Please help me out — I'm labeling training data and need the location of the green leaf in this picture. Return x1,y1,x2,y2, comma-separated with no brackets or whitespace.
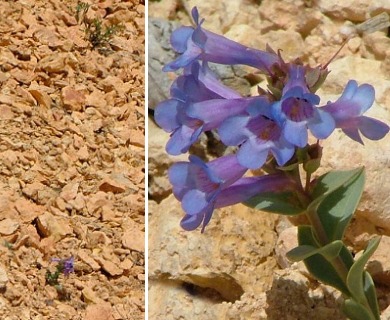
343,299,375,320
308,167,365,241
243,191,303,215
363,271,380,320
347,237,380,308
286,240,343,262
311,167,363,199
297,226,350,295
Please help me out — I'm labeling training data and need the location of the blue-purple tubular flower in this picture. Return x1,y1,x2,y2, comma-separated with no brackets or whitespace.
155,62,258,155
219,97,295,169
321,80,389,144
169,155,247,232
169,154,294,232
163,7,280,73
273,65,335,147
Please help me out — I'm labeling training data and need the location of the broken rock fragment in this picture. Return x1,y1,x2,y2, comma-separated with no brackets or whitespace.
0,218,19,236
61,86,86,111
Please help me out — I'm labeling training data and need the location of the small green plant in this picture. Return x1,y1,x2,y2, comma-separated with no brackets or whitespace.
85,19,124,50
3,240,13,250
75,2,124,53
75,1,90,24
45,257,74,301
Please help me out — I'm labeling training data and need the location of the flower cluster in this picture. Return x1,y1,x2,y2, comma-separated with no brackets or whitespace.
155,7,389,232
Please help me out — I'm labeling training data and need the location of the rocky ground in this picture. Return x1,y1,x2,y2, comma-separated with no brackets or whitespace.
148,0,390,319
0,0,144,319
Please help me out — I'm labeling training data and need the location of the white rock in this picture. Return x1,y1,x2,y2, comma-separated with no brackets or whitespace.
0,218,19,235
275,227,298,269
258,30,305,62
0,264,8,289
366,236,390,286
149,194,278,297
185,0,265,33
362,32,390,60
317,0,374,22
259,0,322,36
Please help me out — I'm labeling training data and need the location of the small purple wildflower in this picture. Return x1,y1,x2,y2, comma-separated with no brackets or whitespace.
52,256,75,276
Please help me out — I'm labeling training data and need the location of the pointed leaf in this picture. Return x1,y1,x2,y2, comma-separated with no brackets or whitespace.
308,167,365,241
363,271,380,320
286,240,343,262
347,237,380,305
297,226,350,295
243,191,303,215
343,299,375,320
311,167,363,199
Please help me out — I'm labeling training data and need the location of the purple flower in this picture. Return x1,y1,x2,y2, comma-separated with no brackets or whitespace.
163,7,280,73
169,155,295,232
321,80,389,144
272,65,335,147
52,257,74,276
219,98,295,169
169,154,247,232
155,62,256,155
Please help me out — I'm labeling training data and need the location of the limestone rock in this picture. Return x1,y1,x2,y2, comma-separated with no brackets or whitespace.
0,264,8,289
38,52,77,73
82,287,105,305
322,56,390,108
0,105,14,119
28,89,52,108
184,0,266,32
259,30,305,62
317,0,372,22
149,279,220,319
148,18,179,110
362,32,390,60
94,257,123,276
77,250,101,271
259,0,322,36
266,269,344,319
149,195,278,297
275,227,298,269
122,228,144,252
36,212,72,240
61,86,86,112
60,182,79,202
98,177,126,194
381,304,390,320
0,218,19,236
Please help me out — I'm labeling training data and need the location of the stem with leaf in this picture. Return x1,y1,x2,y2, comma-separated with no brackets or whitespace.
245,148,381,320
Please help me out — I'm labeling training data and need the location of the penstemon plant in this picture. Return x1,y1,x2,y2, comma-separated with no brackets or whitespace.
154,7,390,320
